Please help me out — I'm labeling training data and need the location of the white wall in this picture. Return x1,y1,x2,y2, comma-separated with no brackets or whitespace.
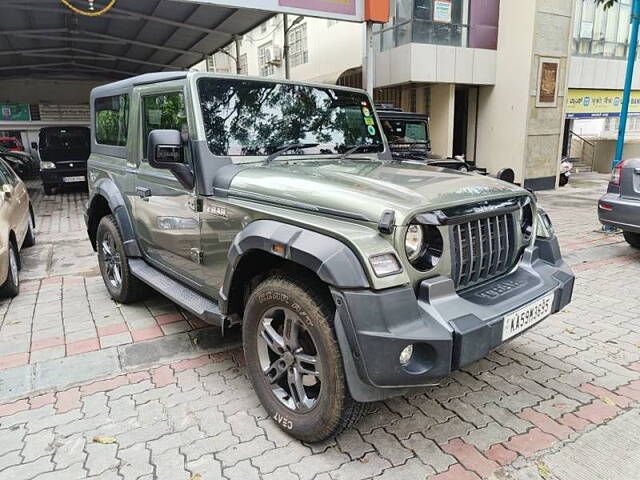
569,56,640,90
208,15,364,85
375,43,497,87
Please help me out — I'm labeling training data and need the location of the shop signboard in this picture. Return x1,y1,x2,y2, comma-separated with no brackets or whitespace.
178,0,364,21
566,89,639,118
0,104,30,122
433,0,452,23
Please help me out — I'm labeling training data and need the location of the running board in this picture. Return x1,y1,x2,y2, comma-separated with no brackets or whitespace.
128,259,225,328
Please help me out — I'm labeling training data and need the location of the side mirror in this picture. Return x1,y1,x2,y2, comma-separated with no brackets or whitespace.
2,184,12,199
147,129,183,169
30,142,38,150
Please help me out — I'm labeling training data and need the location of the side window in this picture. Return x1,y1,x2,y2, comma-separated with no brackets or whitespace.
0,159,16,186
142,92,187,158
95,95,129,146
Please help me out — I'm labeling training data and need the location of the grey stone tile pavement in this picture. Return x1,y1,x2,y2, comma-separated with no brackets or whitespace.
0,173,637,479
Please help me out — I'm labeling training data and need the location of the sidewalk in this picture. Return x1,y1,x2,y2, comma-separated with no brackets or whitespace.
0,173,638,480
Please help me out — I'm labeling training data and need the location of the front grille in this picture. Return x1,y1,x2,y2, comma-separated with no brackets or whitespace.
451,213,517,290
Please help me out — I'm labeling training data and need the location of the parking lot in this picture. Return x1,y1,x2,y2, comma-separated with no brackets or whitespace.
0,173,638,480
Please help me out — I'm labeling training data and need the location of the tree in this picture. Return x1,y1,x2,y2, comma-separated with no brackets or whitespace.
597,0,617,8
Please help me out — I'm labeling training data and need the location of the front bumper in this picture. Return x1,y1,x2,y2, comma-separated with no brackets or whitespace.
334,235,575,402
598,193,640,233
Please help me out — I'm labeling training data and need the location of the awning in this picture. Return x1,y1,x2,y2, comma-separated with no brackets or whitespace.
0,0,278,81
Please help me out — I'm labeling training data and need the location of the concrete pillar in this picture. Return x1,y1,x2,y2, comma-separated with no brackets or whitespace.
430,84,455,158
415,87,428,115
475,0,575,189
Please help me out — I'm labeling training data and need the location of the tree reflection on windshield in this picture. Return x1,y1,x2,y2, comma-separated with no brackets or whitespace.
198,78,384,158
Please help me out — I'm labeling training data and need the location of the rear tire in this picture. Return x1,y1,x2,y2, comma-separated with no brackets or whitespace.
22,207,36,248
0,242,19,298
559,174,569,187
243,273,370,442
96,215,149,303
623,231,640,249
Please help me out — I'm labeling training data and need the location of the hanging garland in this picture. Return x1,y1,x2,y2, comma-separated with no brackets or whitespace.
59,0,117,17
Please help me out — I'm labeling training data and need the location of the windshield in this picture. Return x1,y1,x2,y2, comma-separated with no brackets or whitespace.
381,119,429,148
198,78,384,158
40,128,90,151
0,139,18,149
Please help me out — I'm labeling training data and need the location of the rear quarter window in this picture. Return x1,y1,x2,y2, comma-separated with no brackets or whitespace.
95,95,129,146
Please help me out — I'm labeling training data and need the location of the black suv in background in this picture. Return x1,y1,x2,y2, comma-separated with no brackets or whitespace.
377,105,474,172
38,126,90,195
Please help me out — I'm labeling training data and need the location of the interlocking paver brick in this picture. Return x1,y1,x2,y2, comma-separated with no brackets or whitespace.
462,422,515,451
428,464,481,480
117,443,153,479
484,444,517,466
0,457,55,480
336,429,373,459
52,434,85,470
401,434,456,473
289,447,350,480
362,429,412,466
329,451,391,480
252,442,311,474
224,459,261,480
518,408,574,440
442,438,499,478
504,428,556,457
216,435,274,467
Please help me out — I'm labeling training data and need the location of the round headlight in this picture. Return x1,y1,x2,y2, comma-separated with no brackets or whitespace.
405,224,443,271
405,225,424,261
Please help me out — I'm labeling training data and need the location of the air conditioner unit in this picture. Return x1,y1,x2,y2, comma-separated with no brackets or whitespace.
267,46,283,65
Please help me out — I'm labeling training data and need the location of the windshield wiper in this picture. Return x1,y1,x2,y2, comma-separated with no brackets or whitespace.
340,144,380,160
264,143,319,164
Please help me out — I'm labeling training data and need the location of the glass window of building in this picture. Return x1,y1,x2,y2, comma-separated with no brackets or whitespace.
375,0,498,52
238,54,248,75
258,42,275,77
573,0,633,59
288,23,309,68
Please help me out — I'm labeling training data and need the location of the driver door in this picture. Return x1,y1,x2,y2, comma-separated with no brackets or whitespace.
132,88,204,287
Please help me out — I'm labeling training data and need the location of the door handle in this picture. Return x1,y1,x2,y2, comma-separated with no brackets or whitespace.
136,187,151,200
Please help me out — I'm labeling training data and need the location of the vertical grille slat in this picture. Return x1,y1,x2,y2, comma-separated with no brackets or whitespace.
451,211,518,290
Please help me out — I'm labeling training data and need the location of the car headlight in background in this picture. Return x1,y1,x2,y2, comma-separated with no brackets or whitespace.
536,208,554,238
404,224,443,271
40,161,56,170
369,252,403,277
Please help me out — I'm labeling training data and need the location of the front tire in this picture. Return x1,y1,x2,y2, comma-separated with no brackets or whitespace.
22,207,36,248
243,274,369,442
623,231,640,249
96,215,149,303
0,242,19,298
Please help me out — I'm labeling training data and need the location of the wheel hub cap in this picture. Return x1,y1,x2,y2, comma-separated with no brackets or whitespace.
257,306,322,412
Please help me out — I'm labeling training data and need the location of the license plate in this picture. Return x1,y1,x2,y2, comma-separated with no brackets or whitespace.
502,293,554,341
63,176,85,183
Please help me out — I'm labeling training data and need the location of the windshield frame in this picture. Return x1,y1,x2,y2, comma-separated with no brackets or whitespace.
193,73,389,164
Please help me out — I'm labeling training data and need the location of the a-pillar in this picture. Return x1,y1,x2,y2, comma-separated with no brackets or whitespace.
429,84,455,158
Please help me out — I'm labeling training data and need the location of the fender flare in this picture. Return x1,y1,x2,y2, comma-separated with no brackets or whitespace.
219,220,370,312
87,178,141,257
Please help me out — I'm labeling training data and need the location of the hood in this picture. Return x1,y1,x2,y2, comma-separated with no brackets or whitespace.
227,159,527,225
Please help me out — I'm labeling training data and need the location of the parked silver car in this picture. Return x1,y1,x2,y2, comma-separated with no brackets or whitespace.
599,158,640,248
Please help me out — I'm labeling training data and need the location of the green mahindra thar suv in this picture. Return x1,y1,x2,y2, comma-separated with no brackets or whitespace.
85,72,574,442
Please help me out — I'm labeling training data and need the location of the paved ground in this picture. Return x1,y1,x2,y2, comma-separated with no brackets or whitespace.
0,174,638,480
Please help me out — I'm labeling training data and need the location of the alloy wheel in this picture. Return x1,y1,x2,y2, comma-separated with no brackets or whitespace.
256,306,322,412
101,232,122,289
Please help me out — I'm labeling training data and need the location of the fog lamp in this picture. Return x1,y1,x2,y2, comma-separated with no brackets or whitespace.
399,345,414,366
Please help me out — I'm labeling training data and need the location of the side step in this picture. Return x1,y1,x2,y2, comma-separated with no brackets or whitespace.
129,259,225,328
